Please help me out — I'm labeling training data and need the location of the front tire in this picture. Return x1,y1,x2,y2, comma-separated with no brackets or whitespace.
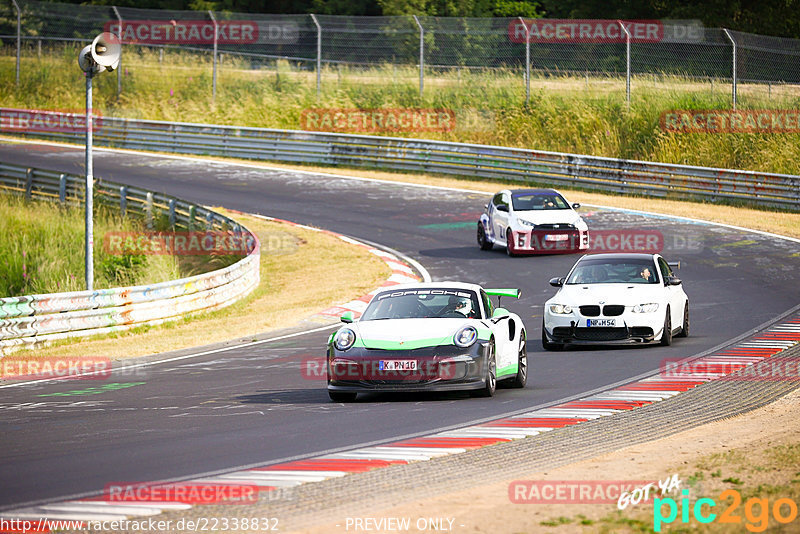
676,302,689,338
472,340,496,397
477,223,493,250
506,229,517,257
660,306,673,346
328,391,357,402
511,331,528,388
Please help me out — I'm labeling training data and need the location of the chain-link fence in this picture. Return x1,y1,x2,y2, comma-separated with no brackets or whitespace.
3,1,800,107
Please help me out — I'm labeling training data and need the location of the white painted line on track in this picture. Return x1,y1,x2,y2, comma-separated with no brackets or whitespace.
0,323,340,389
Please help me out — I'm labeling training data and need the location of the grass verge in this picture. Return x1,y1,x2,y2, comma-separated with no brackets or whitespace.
3,48,800,175
0,193,222,296
11,209,390,361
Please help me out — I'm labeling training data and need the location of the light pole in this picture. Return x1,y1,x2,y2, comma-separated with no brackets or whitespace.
77,33,120,291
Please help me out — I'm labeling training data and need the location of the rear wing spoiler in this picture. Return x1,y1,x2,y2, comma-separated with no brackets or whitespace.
486,288,521,299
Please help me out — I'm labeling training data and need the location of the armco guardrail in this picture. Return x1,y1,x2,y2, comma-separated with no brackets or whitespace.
2,108,798,211
0,160,260,356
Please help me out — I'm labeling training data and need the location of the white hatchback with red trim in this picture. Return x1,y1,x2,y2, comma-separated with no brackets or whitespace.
477,188,590,256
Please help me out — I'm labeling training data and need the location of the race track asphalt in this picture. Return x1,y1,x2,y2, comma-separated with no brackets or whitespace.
1,141,798,509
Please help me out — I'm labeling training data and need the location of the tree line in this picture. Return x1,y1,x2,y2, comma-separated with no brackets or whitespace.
58,0,800,38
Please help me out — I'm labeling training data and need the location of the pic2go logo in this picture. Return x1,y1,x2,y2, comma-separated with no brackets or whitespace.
654,489,799,532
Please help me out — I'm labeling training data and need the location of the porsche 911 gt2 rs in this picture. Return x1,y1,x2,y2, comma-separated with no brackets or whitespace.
542,253,689,349
327,282,528,402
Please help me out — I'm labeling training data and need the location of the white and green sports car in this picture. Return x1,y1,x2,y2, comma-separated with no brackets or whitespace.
327,282,528,402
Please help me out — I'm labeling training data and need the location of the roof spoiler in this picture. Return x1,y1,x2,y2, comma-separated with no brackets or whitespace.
486,288,521,299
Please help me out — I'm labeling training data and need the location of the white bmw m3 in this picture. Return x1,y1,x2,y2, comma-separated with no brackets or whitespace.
542,253,689,349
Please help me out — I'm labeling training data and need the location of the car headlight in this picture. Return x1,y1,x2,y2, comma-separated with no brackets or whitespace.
454,325,478,348
519,220,536,228
333,328,356,351
549,304,573,314
632,303,659,313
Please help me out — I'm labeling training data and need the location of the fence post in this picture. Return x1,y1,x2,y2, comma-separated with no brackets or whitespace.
112,6,123,97
11,0,20,86
209,10,218,101
517,17,530,105
310,14,321,97
412,15,424,97
619,20,631,109
723,29,737,110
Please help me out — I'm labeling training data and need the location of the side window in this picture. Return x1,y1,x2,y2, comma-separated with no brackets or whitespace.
492,193,504,208
657,258,672,284
480,289,493,319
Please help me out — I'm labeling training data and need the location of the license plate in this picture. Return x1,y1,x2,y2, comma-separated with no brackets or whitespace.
379,360,417,371
587,319,616,327
545,234,569,241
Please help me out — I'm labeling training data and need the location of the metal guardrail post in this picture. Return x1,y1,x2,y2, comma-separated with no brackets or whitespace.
310,14,321,97
112,6,123,97
119,185,127,215
168,198,176,227
209,10,218,101
518,17,530,105
24,168,32,200
723,29,737,110
619,20,631,109
189,205,196,231
413,15,424,97
145,191,154,228
59,174,66,203
11,0,20,86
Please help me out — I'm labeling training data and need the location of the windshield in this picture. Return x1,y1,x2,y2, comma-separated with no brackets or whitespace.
511,192,569,211
361,288,482,320
566,258,660,285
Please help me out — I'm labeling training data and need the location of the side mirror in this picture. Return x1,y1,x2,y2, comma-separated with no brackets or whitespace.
492,307,510,320
549,277,564,287
340,311,355,323
667,276,682,286
572,203,581,209
496,204,509,212
484,204,489,210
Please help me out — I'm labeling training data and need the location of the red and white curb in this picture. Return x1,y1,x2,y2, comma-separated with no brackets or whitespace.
3,315,798,525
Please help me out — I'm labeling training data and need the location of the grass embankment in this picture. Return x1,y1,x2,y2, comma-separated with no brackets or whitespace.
3,46,800,175
25,209,390,361
0,194,205,296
